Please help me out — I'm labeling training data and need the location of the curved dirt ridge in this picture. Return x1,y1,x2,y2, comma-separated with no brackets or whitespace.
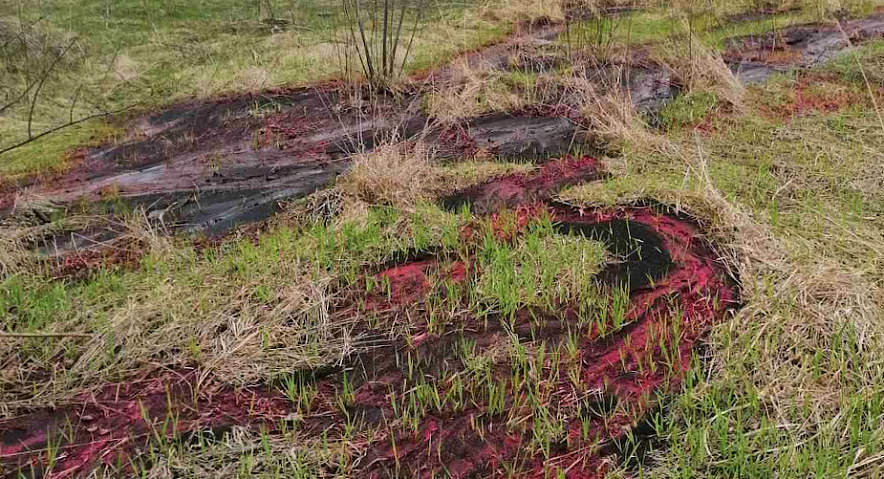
0,157,739,479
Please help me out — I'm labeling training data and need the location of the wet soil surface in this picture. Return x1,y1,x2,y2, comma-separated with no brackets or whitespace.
0,157,740,479
725,14,884,83
6,12,882,256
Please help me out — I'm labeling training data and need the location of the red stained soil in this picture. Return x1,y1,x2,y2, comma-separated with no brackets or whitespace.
350,202,737,479
442,155,608,215
0,372,289,479
760,73,875,120
1,158,739,479
48,239,144,281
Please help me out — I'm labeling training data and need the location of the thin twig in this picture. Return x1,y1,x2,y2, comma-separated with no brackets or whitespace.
0,104,134,157
381,0,390,77
0,332,93,339
27,37,80,139
389,0,408,76
398,0,427,76
0,15,45,51
835,19,884,134
69,84,83,123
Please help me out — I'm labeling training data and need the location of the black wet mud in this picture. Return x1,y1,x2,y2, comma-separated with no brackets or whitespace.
726,14,884,83
6,12,884,252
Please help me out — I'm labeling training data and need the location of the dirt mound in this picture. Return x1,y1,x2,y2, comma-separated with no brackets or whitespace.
0,158,739,479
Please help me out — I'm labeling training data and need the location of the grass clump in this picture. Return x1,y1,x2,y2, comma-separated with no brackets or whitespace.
654,36,746,109
423,63,528,121
570,70,666,152
825,39,884,86
474,210,608,318
658,91,719,130
559,60,884,477
337,141,435,207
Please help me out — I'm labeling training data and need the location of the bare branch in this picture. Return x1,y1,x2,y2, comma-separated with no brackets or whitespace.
25,37,79,139
69,84,83,123
0,104,133,158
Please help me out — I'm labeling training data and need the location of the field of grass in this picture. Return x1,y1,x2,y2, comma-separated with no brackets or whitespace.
3,0,884,477
0,0,518,177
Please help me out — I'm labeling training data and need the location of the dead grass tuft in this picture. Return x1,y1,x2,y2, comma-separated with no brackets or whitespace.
0,232,27,278
656,36,746,109
478,0,565,23
692,145,884,424
569,68,671,151
338,140,435,208
559,81,884,472
424,61,526,121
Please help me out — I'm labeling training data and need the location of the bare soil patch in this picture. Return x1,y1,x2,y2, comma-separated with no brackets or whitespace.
725,14,884,83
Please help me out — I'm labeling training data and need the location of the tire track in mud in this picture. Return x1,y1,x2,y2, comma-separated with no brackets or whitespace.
7,12,884,255
725,14,884,83
0,157,739,479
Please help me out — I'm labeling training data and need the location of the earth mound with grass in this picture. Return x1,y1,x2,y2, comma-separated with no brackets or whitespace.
0,157,739,479
3,3,884,478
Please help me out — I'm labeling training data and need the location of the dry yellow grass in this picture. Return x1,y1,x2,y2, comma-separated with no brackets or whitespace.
424,61,527,121
654,35,746,109
478,0,566,23
559,77,884,473
337,140,435,207
566,68,672,152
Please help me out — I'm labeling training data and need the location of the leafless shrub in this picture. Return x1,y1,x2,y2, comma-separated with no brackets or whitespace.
339,0,429,87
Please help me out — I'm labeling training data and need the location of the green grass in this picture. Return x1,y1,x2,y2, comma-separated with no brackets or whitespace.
558,40,884,477
0,120,122,177
0,0,511,178
0,202,451,394
473,209,608,319
657,91,719,130
825,39,884,85
562,5,866,56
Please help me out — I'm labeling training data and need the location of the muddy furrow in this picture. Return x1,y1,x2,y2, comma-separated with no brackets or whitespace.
0,158,739,479
725,14,884,83
8,12,884,251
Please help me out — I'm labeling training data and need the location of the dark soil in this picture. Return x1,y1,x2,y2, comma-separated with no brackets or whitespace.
0,158,739,479
725,14,884,83
5,12,879,259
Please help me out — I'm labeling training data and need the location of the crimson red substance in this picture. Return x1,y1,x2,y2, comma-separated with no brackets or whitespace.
351,203,737,479
1,158,739,479
0,373,289,479
442,155,608,215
